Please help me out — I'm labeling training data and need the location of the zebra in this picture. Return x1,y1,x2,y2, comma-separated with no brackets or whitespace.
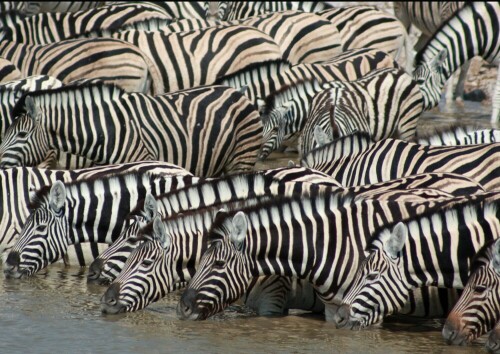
21,1,104,15
298,67,423,156
216,48,400,160
110,1,209,20
335,198,500,330
0,162,193,262
412,2,500,122
0,75,62,140
0,2,174,45
0,82,262,175
212,2,332,21
91,168,486,286
417,125,500,146
100,176,476,315
0,37,158,93
487,321,500,352
175,190,493,321
393,2,468,103
0,57,21,83
301,132,500,191
2,170,201,278
318,5,413,73
441,238,500,345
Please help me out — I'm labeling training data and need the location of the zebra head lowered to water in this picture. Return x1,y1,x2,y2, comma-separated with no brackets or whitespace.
442,238,500,346
335,199,500,330
487,321,500,353
176,191,494,321
2,172,197,278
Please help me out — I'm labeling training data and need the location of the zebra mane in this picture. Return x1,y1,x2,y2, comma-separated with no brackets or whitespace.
260,78,320,115
12,80,124,117
28,172,149,210
365,197,498,251
206,191,355,243
469,238,498,273
214,59,292,85
414,1,473,64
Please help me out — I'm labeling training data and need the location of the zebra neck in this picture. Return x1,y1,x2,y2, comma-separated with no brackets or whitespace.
400,205,499,289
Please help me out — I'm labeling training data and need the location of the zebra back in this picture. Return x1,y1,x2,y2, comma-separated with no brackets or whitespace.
0,57,21,83
1,3,174,45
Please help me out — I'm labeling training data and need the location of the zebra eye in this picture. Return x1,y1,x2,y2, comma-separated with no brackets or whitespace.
366,272,379,282
141,259,154,268
127,237,139,245
214,260,226,269
474,285,488,294
37,225,48,233
17,131,29,139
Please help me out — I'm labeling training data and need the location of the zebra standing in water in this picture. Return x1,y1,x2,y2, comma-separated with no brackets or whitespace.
0,162,193,262
301,132,500,191
298,67,423,156
335,198,500,330
393,2,467,102
175,191,492,322
0,83,262,175
2,171,200,278
441,238,500,346
412,2,500,122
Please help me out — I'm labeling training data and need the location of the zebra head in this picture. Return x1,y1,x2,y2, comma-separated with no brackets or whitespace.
335,222,410,329
442,239,500,346
487,321,500,353
413,49,448,110
100,217,173,314
87,193,158,284
177,210,252,320
3,181,69,279
0,96,49,168
257,98,293,160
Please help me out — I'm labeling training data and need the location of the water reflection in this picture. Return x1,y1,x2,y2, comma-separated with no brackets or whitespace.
0,102,496,353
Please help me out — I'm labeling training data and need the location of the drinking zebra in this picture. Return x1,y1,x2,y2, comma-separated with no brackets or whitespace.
412,2,500,122
0,82,262,175
442,238,500,345
487,321,500,352
335,198,500,329
2,171,201,278
176,192,492,321
298,67,423,156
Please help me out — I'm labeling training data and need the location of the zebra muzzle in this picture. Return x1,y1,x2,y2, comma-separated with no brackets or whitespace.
100,282,125,314
177,288,199,320
3,251,23,279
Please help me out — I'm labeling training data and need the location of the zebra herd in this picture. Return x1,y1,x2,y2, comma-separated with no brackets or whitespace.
0,0,499,351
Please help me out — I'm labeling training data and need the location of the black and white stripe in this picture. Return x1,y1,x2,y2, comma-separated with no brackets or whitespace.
176,191,491,321
336,198,500,330
218,1,332,21
299,67,423,156
412,2,499,121
21,1,103,15
301,132,500,191
0,57,21,83
0,82,262,176
442,238,500,345
417,125,500,145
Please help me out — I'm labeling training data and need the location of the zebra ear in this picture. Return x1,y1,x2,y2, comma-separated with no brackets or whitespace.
287,160,295,167
492,239,500,275
25,96,39,120
256,98,266,115
384,222,408,259
314,125,332,147
153,217,170,250
143,193,157,221
430,49,448,71
230,211,247,248
49,181,66,214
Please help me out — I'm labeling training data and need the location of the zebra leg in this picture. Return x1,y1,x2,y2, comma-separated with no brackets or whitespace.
492,64,500,123
453,60,470,102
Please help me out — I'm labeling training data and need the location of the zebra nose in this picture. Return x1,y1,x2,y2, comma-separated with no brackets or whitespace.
442,314,467,345
3,251,21,277
100,282,123,314
87,258,104,283
177,288,197,320
334,304,351,328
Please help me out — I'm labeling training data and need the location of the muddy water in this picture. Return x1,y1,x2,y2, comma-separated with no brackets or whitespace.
0,101,496,354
